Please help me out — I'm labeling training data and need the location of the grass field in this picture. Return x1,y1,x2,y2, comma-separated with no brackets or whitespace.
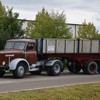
0,82,100,100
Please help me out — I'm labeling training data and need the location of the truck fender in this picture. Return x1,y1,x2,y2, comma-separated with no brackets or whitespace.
45,60,63,68
9,58,29,70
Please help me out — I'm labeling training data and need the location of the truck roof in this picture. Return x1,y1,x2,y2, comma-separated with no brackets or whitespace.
7,39,36,42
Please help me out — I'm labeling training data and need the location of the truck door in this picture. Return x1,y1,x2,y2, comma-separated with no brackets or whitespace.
25,42,37,64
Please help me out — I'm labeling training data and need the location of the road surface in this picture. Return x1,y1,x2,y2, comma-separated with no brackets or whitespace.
0,71,100,93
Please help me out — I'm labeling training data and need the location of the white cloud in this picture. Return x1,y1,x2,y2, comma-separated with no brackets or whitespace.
66,10,97,23
14,9,36,20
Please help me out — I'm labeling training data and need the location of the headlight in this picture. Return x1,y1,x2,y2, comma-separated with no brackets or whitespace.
2,61,6,66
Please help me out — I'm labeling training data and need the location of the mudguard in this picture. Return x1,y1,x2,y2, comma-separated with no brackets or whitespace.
45,60,63,68
9,58,29,70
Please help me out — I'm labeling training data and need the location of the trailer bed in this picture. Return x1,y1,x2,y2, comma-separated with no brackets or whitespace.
37,38,100,54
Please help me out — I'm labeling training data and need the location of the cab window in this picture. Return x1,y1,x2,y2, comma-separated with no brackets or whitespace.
26,43,35,51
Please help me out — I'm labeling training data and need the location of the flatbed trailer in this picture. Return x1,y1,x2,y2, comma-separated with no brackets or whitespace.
37,38,100,75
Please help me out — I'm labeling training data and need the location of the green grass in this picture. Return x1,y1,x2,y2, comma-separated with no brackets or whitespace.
0,82,100,100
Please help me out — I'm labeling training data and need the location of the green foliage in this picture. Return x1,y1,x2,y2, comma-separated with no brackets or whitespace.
0,1,24,49
25,21,35,37
0,1,6,16
26,8,72,38
77,20,99,39
50,11,72,38
5,8,24,38
0,1,6,49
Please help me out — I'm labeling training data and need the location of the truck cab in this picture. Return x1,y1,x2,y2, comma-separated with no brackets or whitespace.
0,39,39,78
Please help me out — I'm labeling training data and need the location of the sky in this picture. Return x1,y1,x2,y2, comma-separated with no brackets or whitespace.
1,0,100,32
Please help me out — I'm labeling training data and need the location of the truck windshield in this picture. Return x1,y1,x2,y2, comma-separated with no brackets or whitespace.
5,42,26,50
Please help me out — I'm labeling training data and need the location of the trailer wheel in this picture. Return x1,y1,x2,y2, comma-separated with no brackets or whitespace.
97,62,100,74
82,67,88,74
98,68,100,74
68,66,81,73
47,61,62,76
86,61,98,75
0,70,5,77
12,62,27,78
67,60,81,73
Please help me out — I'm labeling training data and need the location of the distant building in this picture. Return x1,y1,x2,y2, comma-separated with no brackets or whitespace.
67,23,81,37
20,19,81,37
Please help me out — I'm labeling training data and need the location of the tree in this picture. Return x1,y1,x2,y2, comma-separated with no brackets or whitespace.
77,20,99,39
26,8,72,38
0,1,7,49
50,11,72,38
0,1,24,49
5,8,24,39
0,1,6,16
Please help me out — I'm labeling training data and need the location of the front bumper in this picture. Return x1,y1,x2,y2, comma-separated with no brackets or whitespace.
0,65,9,70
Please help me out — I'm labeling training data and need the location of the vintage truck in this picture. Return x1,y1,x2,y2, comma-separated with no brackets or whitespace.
0,38,100,78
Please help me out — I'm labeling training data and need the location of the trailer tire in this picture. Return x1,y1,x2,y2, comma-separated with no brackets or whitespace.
86,61,98,75
82,67,88,74
0,70,5,77
67,60,81,73
98,68,100,74
12,62,27,78
68,66,81,73
47,61,62,76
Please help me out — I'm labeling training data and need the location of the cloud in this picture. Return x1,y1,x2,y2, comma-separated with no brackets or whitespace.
2,0,100,13
13,9,37,20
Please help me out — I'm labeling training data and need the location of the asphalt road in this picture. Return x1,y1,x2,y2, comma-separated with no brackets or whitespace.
0,71,100,93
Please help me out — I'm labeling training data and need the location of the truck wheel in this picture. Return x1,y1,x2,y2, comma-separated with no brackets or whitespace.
0,70,5,77
97,62,100,74
67,60,81,73
82,67,88,74
86,61,98,75
12,62,27,78
30,70,42,75
68,65,81,73
47,61,62,76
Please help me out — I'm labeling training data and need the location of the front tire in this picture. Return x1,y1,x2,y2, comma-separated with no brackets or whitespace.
12,62,27,78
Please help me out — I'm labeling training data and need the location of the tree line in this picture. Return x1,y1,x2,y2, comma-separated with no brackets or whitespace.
0,1,99,50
